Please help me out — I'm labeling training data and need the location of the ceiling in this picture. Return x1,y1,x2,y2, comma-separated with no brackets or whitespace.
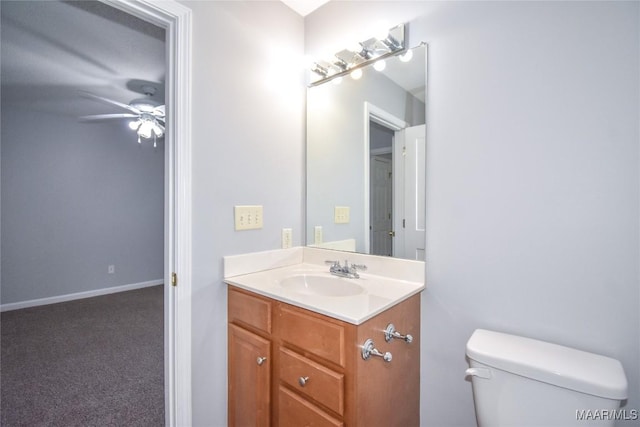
281,0,331,17
1,0,422,119
1,1,165,118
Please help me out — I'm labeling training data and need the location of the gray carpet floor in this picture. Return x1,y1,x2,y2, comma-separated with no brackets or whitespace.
1,285,164,426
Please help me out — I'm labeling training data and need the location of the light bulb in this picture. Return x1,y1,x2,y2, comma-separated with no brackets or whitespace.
152,122,164,138
399,49,413,63
350,68,363,80
128,119,141,130
138,121,153,139
373,60,386,72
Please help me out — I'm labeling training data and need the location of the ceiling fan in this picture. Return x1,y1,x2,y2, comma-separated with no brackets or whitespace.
79,84,165,146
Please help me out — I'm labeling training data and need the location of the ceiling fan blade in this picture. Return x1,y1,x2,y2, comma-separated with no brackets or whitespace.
79,91,141,114
79,113,140,122
153,105,165,117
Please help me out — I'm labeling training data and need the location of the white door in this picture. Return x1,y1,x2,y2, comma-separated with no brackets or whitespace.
394,125,426,260
370,156,393,256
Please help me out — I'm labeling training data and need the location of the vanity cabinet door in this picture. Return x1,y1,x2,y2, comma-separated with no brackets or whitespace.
228,324,271,427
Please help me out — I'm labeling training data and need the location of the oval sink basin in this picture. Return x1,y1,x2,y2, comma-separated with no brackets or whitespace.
279,274,364,297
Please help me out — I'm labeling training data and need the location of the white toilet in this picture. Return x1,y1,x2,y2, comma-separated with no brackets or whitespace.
466,329,628,427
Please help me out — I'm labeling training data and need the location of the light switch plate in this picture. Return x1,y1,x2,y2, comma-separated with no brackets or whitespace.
334,206,350,224
234,205,263,230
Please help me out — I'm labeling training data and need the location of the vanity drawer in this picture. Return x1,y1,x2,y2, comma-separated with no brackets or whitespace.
278,305,345,366
228,287,272,334
278,386,343,427
279,347,344,415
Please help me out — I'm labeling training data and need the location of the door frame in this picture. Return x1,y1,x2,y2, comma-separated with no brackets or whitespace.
102,1,192,425
363,102,406,254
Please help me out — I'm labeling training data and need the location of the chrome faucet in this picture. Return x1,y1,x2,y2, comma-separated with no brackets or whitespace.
325,260,367,279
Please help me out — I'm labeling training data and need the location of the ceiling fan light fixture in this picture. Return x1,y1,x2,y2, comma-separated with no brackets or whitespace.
80,87,165,147
138,120,154,139
128,119,142,130
152,122,164,138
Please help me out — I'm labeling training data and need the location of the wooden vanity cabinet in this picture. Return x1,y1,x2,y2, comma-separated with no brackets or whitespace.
228,287,273,426
228,324,271,427
228,286,421,427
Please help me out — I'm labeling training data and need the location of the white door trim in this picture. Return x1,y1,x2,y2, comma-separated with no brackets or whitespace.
101,1,192,426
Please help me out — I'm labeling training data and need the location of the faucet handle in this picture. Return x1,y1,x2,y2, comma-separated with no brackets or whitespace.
325,260,340,266
352,263,367,271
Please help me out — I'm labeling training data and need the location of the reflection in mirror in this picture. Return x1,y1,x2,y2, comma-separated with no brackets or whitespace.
306,44,426,260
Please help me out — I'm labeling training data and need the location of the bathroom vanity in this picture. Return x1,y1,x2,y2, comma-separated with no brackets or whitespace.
224,247,425,426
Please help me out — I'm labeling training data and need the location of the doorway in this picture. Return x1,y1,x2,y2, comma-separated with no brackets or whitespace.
370,122,394,256
364,102,406,256
105,1,192,424
365,103,426,260
0,1,192,424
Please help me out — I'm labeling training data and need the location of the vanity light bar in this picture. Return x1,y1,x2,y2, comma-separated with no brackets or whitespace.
309,23,407,87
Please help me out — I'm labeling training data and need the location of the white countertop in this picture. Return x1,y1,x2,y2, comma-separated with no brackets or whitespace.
224,247,425,325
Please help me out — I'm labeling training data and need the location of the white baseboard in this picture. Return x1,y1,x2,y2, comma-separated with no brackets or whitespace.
0,279,163,312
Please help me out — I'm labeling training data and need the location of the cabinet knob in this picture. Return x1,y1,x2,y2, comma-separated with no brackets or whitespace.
298,376,310,387
256,356,267,366
384,323,413,344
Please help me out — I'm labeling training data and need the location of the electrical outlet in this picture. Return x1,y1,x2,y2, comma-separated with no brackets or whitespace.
314,226,323,244
334,206,350,224
234,205,263,230
108,265,115,274
282,228,292,249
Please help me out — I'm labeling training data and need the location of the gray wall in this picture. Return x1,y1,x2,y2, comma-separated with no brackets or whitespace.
1,107,164,304
180,2,305,425
370,122,394,151
167,1,638,425
306,1,639,426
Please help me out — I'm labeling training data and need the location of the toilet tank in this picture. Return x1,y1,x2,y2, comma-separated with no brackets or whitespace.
466,329,629,427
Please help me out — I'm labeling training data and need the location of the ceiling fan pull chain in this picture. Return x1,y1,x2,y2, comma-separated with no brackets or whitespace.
138,134,141,144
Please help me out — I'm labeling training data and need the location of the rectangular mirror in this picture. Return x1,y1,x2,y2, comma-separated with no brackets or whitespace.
306,44,427,260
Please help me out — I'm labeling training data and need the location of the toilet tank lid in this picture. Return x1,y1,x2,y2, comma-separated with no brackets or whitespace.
466,329,628,400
